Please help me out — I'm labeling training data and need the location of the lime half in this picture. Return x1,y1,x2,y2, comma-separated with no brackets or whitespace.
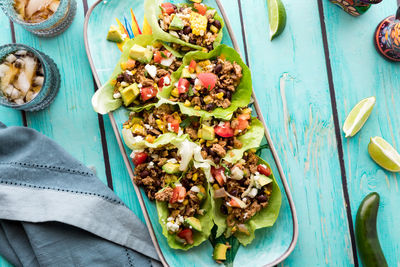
368,136,400,172
267,0,287,40
343,96,376,138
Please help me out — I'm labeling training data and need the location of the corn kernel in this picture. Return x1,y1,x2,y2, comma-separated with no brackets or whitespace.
171,87,180,98
156,119,166,132
216,92,224,100
145,135,155,143
123,124,130,129
183,199,189,205
194,106,201,110
192,173,198,181
130,117,142,124
131,124,146,136
249,148,257,153
198,60,211,67
210,25,219,34
184,100,191,107
190,12,207,36
204,95,213,104
213,184,220,190
199,186,206,194
232,226,237,233
110,79,117,86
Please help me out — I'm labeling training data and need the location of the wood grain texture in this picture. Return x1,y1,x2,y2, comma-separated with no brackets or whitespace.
323,0,400,265
10,0,109,187
239,0,355,265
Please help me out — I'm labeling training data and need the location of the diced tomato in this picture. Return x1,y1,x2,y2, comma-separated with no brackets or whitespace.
214,122,234,138
167,116,180,133
228,198,242,208
197,73,217,90
161,2,175,15
158,74,171,89
188,60,197,73
257,164,271,176
141,86,158,101
177,78,190,94
234,114,250,131
170,186,187,203
194,3,207,16
132,152,148,166
154,51,162,63
177,229,194,244
211,166,226,186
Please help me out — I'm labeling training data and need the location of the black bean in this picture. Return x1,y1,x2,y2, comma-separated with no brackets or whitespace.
213,20,222,30
217,88,226,95
189,38,197,44
205,103,215,111
214,156,220,163
183,26,192,35
257,195,268,203
206,44,213,51
116,74,124,82
225,90,232,100
227,138,234,146
230,189,238,196
140,170,149,178
220,204,228,215
214,63,222,74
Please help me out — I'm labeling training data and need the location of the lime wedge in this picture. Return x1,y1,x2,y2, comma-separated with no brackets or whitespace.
267,0,287,40
343,96,376,138
368,136,400,172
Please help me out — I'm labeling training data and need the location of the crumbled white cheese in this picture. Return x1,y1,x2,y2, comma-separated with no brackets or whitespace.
248,188,258,198
167,217,174,222
230,166,244,180
242,197,248,203
218,121,225,127
144,124,154,130
125,70,133,76
137,83,143,88
177,215,184,224
161,56,175,67
147,162,154,169
177,127,183,137
167,123,173,132
129,149,144,158
145,64,157,79
133,136,144,143
194,78,201,86
166,158,178,164
113,92,121,99
120,81,128,87
190,186,200,193
163,75,170,86
166,221,179,233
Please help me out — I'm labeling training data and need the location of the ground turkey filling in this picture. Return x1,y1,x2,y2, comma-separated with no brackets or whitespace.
158,3,222,51
155,167,207,233
212,151,273,227
169,57,243,111
133,147,180,200
123,104,188,143
113,46,181,106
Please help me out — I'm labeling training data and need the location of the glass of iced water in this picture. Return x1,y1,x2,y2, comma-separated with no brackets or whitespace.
0,0,76,37
0,44,60,111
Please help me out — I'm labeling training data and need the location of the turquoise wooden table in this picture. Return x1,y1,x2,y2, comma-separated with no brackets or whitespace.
1,0,400,266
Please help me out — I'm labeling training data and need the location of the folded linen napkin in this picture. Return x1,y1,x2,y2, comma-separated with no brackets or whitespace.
0,122,160,267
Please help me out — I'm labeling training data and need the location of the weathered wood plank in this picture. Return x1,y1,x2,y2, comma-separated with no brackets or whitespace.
240,0,355,265
11,0,109,187
323,1,400,265
0,17,23,127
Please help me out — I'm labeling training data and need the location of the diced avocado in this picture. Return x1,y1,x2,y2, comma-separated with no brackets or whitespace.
169,16,184,31
185,217,202,231
120,83,140,106
256,174,273,188
190,0,202,3
181,68,192,78
213,243,229,261
129,44,153,63
162,162,181,174
107,25,124,43
200,124,215,141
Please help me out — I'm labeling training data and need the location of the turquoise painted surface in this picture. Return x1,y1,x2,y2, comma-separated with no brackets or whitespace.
1,0,400,266
323,1,400,266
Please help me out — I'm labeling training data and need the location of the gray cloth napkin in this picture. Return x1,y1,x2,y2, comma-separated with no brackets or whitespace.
0,122,160,267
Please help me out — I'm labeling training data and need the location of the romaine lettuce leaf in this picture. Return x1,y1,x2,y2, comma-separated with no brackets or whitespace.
144,0,224,50
122,128,180,150
159,45,252,120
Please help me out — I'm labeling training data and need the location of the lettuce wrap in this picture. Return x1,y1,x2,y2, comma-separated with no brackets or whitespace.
159,45,252,120
211,155,281,245
144,0,224,51
156,169,213,250
92,35,182,114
